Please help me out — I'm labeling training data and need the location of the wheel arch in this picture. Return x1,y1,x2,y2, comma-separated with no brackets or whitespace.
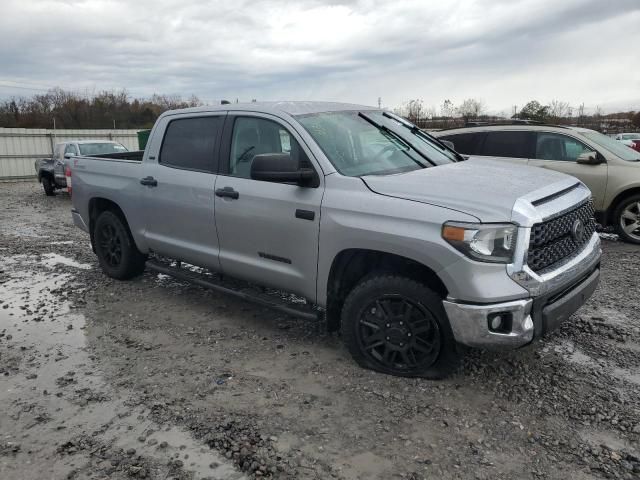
324,248,448,332
88,197,137,253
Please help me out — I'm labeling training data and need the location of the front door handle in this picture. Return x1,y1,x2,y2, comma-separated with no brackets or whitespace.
215,186,239,199
140,176,158,187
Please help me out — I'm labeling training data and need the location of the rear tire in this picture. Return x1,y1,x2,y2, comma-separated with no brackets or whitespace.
341,275,461,379
94,210,147,279
613,194,640,244
42,176,55,196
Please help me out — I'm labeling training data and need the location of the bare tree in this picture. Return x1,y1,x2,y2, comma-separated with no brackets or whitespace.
548,99,571,121
456,98,485,122
394,99,425,123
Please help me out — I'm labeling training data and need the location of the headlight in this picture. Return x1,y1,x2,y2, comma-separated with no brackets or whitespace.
442,222,517,263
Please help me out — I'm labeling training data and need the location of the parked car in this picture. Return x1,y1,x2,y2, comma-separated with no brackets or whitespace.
69,102,601,378
35,140,128,195
435,125,640,243
614,132,640,149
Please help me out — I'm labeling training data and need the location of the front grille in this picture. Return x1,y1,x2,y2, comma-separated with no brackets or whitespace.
527,200,596,273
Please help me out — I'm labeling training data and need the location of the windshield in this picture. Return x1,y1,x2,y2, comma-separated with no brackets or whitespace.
78,143,128,156
296,111,454,176
622,133,640,140
581,131,640,161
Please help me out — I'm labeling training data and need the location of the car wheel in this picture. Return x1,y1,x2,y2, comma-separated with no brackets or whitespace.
341,275,461,379
42,176,55,196
94,210,147,279
614,194,640,244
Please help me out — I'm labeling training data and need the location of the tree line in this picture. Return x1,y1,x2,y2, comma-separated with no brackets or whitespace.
0,88,203,129
394,98,640,133
1,88,639,133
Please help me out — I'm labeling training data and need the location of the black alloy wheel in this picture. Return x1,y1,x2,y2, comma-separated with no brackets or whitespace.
356,294,441,372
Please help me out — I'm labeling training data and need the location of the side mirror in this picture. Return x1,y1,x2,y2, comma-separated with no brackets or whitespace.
576,151,602,165
250,153,316,186
64,152,74,159
441,140,455,151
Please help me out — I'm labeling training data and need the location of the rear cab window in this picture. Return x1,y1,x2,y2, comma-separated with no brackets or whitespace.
160,116,223,172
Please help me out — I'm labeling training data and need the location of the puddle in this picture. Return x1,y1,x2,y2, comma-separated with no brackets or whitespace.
40,253,92,270
0,256,242,479
112,411,245,480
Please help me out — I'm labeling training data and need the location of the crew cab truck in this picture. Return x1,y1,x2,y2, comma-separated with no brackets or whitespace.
70,102,601,378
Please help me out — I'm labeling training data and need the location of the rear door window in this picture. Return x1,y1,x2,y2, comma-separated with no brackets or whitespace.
481,131,534,158
439,133,484,155
160,116,222,172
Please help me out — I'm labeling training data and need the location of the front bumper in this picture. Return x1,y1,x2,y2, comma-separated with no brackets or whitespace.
443,233,601,349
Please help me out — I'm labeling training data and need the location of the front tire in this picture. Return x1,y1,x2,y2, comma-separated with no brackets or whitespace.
94,211,147,279
614,194,640,244
341,275,460,379
42,176,55,196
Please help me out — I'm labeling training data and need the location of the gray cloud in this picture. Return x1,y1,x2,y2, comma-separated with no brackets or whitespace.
1,0,639,112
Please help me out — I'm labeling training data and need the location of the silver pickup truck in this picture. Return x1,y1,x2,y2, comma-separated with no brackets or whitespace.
70,102,601,378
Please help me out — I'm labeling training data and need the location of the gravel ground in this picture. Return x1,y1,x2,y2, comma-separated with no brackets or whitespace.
0,181,639,480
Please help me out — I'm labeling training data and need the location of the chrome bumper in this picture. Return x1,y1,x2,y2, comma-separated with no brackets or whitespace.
444,233,601,349
71,209,89,233
443,298,534,348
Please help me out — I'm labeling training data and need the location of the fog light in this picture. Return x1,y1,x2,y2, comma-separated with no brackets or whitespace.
488,312,513,333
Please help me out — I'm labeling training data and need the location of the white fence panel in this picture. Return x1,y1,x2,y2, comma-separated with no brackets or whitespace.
0,128,140,180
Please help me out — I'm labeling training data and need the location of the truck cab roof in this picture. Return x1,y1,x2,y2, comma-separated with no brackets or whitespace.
159,101,378,119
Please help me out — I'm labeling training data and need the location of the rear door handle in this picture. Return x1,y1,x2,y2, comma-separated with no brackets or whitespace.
140,176,158,187
215,187,239,199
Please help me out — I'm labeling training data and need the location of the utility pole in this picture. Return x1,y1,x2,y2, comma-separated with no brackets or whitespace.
113,119,116,129
378,97,382,109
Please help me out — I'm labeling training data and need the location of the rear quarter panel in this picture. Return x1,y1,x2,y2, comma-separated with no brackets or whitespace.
71,157,148,251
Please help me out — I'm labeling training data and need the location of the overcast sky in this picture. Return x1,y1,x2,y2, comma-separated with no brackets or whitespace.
1,0,639,114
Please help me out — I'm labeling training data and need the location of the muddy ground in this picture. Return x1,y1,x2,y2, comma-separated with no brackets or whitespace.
0,181,639,480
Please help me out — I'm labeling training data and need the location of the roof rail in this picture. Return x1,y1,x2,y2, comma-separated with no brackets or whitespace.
438,121,573,131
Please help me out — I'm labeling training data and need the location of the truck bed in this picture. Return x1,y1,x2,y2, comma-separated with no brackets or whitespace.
70,153,145,234
91,150,144,161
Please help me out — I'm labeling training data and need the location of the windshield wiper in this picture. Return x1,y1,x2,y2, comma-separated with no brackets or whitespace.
358,112,434,167
382,111,465,162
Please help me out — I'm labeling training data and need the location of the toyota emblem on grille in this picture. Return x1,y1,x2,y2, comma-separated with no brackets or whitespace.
571,219,585,242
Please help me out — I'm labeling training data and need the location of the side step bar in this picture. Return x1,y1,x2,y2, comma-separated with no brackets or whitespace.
146,260,320,321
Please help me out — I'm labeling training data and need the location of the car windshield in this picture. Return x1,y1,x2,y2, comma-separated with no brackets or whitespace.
581,131,640,161
296,110,454,176
622,133,640,140
78,143,128,156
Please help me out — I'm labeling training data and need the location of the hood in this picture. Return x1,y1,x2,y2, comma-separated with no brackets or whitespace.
362,158,579,223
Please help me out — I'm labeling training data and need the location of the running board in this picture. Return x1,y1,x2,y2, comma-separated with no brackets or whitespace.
146,260,320,321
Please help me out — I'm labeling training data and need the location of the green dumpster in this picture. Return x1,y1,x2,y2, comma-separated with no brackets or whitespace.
137,129,151,150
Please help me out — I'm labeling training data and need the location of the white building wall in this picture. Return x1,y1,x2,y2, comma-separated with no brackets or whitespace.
0,128,140,180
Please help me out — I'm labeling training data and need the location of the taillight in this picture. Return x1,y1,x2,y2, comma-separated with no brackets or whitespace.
65,165,72,195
